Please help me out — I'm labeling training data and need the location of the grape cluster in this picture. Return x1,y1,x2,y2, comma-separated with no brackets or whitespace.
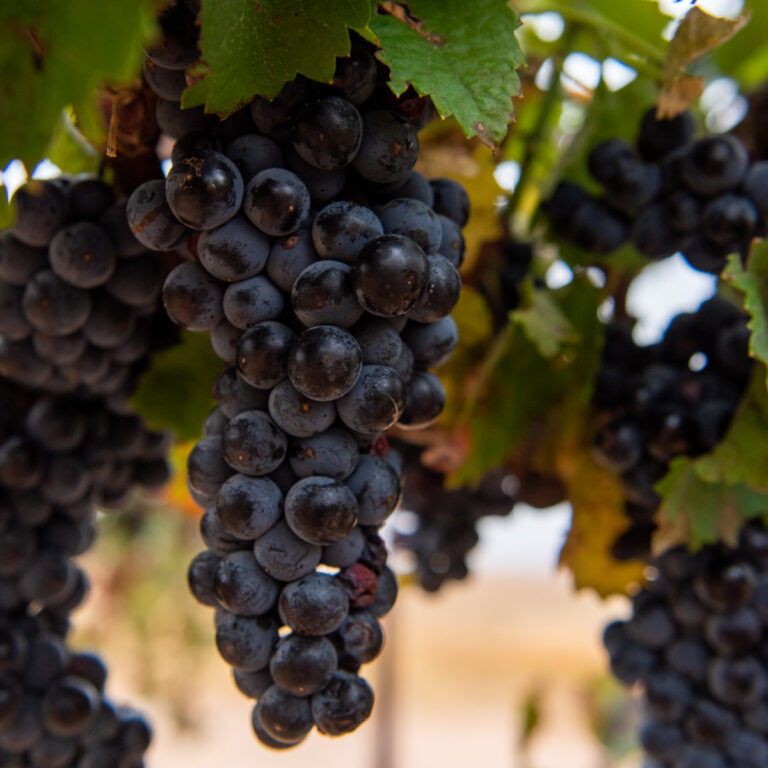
0,609,152,768
605,521,768,768
133,13,467,748
397,457,564,591
546,107,768,275
0,174,172,397
593,297,752,561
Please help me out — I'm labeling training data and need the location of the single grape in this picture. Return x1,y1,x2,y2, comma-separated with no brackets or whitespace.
253,519,321,582
291,96,363,171
311,671,374,736
266,220,318,293
284,476,358,546
352,235,429,317
401,316,459,368
162,262,224,331
288,427,359,480
291,260,363,328
336,365,405,433
225,134,284,183
216,473,283,540
197,214,271,282
354,111,419,184
22,270,92,336
126,179,187,251
214,550,280,616
430,178,470,227
270,635,338,697
311,201,383,265
278,573,350,635
244,169,311,237
215,611,278,670
237,321,296,389
221,410,287,476
287,326,363,402
11,180,70,247
222,275,285,330
257,686,314,743
379,197,442,254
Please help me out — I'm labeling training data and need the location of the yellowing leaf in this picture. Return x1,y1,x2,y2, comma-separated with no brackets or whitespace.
658,6,750,118
560,454,645,597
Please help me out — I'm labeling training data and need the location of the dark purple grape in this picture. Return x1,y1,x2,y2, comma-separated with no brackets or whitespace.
222,275,284,330
703,194,758,247
291,96,363,171
257,686,313,743
187,550,221,607
126,179,187,251
22,270,91,336
156,99,215,139
237,321,295,389
352,234,429,317
398,370,445,429
214,550,279,616
284,476,358,546
0,234,48,285
379,197,442,254
215,610,278,670
162,262,224,331
198,214,271,282
225,134,284,183
265,220,318,293
166,150,244,230
278,573,350,635
253,519,321,582
49,222,116,288
267,380,337,438
344,455,400,526
288,427,359,480
311,201,383,264
681,135,749,197
11,180,70,247
142,56,187,100
332,42,377,105
336,365,405,433
407,253,461,322
244,169,311,236
353,111,419,184
430,178,470,228
270,635,338,696
216,473,283,540
287,326,362,401
291,260,363,328
311,671,373,736
221,410,287,476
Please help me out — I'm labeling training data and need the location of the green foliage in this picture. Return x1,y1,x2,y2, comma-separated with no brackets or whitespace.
184,0,371,112
370,0,524,146
452,276,603,486
0,0,156,170
695,366,768,491
725,246,768,376
655,457,768,551
44,109,101,175
131,331,220,442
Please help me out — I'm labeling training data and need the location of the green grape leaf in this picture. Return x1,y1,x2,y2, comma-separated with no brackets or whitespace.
724,246,768,374
131,331,220,443
513,289,575,359
0,1,155,170
452,277,603,485
655,457,768,552
44,110,101,176
658,6,750,118
695,365,768,490
189,0,371,114
369,0,524,147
